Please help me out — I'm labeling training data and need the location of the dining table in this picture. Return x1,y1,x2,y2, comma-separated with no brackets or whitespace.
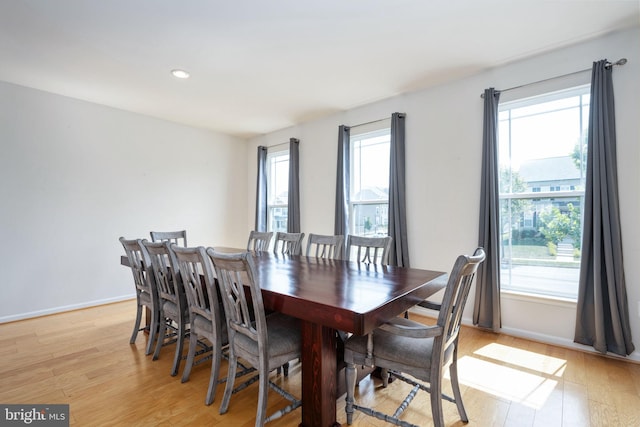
121,249,446,427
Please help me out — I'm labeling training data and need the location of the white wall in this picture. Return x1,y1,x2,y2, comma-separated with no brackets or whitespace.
0,82,248,322
247,27,640,360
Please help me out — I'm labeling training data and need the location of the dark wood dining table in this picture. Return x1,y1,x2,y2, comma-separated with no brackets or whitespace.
121,250,446,427
240,251,446,427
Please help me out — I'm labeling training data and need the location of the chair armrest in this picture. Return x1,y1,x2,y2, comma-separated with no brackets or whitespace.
417,300,442,311
378,317,443,339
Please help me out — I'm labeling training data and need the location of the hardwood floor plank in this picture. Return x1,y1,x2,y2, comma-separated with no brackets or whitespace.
562,381,590,427
1,302,639,426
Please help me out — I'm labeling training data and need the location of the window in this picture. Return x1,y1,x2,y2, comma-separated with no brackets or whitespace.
266,150,289,233
498,86,589,299
350,125,390,237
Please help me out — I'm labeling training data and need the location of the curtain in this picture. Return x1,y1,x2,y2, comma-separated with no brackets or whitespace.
255,146,268,232
473,88,501,332
574,60,634,356
334,125,350,241
388,112,410,267
287,138,301,233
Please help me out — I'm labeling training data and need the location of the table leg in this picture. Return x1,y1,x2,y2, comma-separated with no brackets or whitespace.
299,321,340,427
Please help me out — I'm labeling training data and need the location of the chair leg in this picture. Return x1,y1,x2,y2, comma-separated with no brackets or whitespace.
181,332,198,383
276,362,290,376
430,374,445,427
145,309,159,356
219,353,238,415
450,355,468,422
345,363,357,425
381,368,390,387
205,342,222,406
153,316,167,360
255,357,270,427
130,302,143,344
171,320,186,377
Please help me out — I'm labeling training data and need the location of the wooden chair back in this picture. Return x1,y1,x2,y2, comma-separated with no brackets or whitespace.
305,233,344,260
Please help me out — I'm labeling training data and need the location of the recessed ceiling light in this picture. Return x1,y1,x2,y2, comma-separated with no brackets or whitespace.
171,69,190,79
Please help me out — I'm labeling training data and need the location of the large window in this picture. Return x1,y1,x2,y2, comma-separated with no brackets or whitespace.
350,126,390,237
266,150,289,233
499,86,589,300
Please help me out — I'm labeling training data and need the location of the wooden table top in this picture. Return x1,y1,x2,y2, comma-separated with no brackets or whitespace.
243,251,445,336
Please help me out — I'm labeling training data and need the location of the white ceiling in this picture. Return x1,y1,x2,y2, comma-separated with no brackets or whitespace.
1,1,638,138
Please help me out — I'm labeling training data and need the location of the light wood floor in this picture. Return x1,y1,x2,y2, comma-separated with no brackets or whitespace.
1,300,639,426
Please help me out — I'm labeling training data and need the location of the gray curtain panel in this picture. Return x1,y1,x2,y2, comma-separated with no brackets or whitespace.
287,138,301,233
255,146,268,232
334,125,350,239
473,88,501,332
574,60,634,356
388,112,410,267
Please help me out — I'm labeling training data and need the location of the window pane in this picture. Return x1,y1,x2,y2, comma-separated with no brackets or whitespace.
266,151,289,233
268,206,288,233
352,132,390,202
498,87,589,299
351,203,388,236
349,127,390,237
267,153,289,205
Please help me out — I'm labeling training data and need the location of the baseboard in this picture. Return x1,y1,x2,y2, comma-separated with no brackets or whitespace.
409,306,640,364
0,294,136,324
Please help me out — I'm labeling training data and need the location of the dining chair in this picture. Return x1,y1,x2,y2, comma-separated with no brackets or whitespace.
305,233,344,260
119,237,160,356
150,230,188,247
171,245,228,405
247,230,273,252
142,239,189,377
345,235,392,265
344,248,486,427
207,249,302,426
273,232,305,256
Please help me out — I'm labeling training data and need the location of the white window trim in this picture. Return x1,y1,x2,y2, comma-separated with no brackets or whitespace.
349,121,391,237
498,85,590,301
266,148,289,233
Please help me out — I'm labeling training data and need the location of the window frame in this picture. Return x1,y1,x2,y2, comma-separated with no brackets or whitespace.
498,85,590,300
265,148,289,233
348,123,391,238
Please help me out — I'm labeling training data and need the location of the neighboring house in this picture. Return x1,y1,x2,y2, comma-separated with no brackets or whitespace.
351,187,389,236
518,156,583,193
515,156,583,230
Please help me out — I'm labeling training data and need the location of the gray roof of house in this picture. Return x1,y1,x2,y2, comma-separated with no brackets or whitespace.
518,156,581,183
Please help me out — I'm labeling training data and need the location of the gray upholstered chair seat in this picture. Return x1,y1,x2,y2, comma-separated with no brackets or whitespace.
192,312,228,343
139,291,152,306
161,300,189,320
234,313,300,361
345,318,437,371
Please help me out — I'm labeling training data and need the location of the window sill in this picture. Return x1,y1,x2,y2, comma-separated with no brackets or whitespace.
500,289,577,308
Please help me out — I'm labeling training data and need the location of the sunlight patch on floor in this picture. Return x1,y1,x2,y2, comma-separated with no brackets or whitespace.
455,343,567,409
473,343,567,376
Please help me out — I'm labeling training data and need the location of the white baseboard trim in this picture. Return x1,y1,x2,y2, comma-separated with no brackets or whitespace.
496,323,640,363
410,306,640,364
0,294,136,324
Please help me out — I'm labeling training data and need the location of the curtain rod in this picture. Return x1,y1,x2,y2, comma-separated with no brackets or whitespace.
346,117,390,129
266,138,298,150
480,58,627,98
